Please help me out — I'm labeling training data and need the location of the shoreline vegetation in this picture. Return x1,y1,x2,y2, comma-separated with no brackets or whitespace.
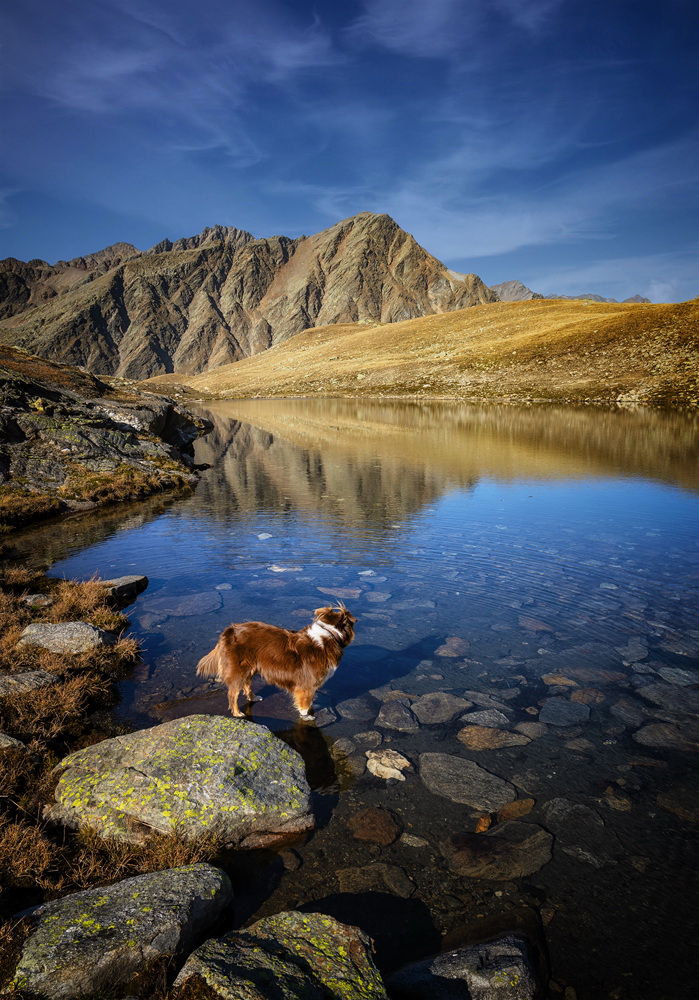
0,571,225,995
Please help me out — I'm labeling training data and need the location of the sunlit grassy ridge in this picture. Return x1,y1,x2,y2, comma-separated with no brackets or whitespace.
145,298,699,405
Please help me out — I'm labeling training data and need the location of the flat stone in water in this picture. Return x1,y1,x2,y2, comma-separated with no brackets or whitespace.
17,621,116,654
656,785,699,822
387,935,538,1000
637,683,699,716
435,636,470,657
514,721,548,739
411,692,472,724
442,821,553,879
460,691,512,711
419,753,516,811
365,591,392,602
570,687,605,705
541,797,623,867
145,591,223,617
337,863,415,899
375,699,419,733
336,694,380,721
457,726,531,750
460,708,511,729
317,586,362,600
174,910,388,1000
538,697,590,726
656,666,697,687
346,806,402,845
314,707,337,728
633,723,699,751
353,730,382,748
0,669,58,696
10,864,232,1000
47,715,314,846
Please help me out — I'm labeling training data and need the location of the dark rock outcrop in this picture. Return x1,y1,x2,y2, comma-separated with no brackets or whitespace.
0,213,496,379
0,344,210,528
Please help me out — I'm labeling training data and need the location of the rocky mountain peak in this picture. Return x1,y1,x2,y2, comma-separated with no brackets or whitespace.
146,225,255,255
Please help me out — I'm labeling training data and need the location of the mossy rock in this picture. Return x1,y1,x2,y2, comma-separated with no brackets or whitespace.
7,863,232,1000
46,715,314,845
173,910,388,1000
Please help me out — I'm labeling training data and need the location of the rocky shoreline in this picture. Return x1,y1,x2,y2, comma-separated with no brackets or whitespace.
0,345,211,532
0,573,541,1000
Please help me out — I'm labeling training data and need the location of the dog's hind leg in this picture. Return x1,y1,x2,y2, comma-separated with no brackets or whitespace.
227,684,244,717
243,677,263,706
293,687,316,721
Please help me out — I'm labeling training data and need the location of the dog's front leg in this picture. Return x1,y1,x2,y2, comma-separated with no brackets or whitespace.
243,680,263,705
293,687,316,721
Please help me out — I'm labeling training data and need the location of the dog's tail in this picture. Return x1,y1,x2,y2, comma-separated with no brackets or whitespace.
196,640,225,679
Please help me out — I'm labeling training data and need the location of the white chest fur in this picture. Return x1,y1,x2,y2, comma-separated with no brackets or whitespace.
307,621,343,646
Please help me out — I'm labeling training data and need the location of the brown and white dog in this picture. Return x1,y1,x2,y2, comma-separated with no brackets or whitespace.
196,604,356,720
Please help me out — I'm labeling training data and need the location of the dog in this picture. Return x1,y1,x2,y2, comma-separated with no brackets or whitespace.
196,604,356,721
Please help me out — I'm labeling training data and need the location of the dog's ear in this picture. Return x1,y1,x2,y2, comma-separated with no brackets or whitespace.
314,606,333,618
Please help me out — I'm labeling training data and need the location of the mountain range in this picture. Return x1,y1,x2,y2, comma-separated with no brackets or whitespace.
0,213,650,380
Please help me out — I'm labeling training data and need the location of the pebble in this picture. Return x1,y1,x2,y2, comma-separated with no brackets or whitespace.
515,721,549,739
497,798,535,821
400,833,430,848
542,673,578,687
603,786,632,812
257,533,273,539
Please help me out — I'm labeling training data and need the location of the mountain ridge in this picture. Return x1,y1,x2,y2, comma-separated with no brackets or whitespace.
0,213,496,379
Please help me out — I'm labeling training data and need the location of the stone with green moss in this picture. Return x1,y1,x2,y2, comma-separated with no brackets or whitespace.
46,715,314,845
8,863,232,1000
173,910,388,1000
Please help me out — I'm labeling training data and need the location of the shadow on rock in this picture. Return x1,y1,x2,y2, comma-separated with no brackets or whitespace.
298,892,441,975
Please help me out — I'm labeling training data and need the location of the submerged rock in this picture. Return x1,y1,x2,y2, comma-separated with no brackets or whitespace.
346,806,402,845
46,715,314,845
387,934,538,1000
541,797,623,867
632,723,699,751
461,709,512,729
100,575,149,602
435,636,470,657
17,621,116,654
144,590,222,618
376,698,419,733
9,864,232,1000
173,911,388,1000
457,726,531,750
336,694,380,721
419,753,516,811
538,697,590,726
442,821,553,879
411,691,473,724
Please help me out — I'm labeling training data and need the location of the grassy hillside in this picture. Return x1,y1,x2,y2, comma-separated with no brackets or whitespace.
145,297,699,406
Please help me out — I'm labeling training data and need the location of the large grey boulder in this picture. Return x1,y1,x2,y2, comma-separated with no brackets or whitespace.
173,910,388,1000
8,864,232,1000
387,934,538,1000
419,753,516,811
17,621,116,654
46,715,314,846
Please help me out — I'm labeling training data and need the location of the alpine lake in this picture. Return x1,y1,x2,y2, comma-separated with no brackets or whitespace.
8,399,699,1000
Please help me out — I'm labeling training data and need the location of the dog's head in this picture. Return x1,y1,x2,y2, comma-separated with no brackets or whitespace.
313,603,357,646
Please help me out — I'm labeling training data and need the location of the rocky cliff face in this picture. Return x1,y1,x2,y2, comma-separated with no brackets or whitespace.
489,280,544,302
0,213,496,379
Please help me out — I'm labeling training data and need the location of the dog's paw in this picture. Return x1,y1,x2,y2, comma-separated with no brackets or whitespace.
299,710,315,721
249,695,264,703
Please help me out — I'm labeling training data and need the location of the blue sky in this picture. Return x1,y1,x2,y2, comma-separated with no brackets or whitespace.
1,0,697,302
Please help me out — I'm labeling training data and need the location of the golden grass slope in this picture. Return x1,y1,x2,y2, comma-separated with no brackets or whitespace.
145,297,699,405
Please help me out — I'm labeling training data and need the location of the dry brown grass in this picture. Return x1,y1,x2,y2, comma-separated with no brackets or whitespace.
46,579,129,632
0,747,34,799
152,296,699,406
0,488,63,531
60,463,191,505
0,674,112,742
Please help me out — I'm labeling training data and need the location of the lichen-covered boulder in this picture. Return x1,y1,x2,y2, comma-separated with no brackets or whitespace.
46,715,314,846
7,864,232,1000
18,621,116,653
387,935,538,1000
173,910,388,1000
0,669,58,696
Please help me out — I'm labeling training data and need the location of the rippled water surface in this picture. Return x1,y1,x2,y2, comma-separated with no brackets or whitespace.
11,400,699,999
